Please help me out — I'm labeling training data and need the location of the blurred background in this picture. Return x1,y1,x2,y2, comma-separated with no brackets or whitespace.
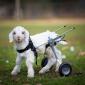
0,1,85,85
0,0,85,20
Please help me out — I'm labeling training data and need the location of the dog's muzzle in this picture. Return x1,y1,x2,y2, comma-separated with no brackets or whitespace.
16,36,22,42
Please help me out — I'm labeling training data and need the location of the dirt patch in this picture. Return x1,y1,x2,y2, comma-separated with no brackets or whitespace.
79,51,85,56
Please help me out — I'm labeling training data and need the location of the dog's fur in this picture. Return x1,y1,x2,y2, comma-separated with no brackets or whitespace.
9,26,67,78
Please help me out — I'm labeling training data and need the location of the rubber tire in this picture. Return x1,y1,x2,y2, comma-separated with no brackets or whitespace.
41,57,48,67
59,63,72,76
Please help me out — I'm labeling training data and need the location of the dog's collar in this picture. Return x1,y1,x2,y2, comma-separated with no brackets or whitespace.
17,43,30,53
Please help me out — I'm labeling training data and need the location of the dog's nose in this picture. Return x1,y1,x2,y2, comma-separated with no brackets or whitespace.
17,36,20,40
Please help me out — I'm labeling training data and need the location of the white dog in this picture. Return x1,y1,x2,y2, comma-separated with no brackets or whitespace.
9,26,67,78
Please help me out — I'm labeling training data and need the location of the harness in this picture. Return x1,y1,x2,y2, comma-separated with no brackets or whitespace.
44,42,57,57
17,37,38,65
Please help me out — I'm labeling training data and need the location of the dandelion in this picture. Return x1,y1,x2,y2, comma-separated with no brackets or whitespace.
5,60,9,63
70,46,75,52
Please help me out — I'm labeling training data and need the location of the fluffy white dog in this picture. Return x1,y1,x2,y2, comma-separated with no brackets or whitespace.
9,26,67,78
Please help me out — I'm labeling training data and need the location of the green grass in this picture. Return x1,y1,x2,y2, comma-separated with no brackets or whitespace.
0,20,85,85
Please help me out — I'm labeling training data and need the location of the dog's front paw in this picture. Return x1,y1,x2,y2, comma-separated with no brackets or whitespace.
11,71,18,76
27,73,34,78
27,70,34,78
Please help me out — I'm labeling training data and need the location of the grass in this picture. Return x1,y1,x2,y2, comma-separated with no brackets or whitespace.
0,20,85,85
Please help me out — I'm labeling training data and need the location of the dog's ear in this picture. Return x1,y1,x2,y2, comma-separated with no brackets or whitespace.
9,30,13,43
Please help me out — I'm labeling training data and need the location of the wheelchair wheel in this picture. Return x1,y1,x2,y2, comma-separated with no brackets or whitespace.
59,63,72,76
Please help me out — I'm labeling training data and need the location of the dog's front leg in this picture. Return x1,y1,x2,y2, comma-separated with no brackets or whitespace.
11,56,22,76
26,50,35,78
26,59,34,78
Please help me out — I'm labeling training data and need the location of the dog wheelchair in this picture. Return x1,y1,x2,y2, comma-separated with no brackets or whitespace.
41,26,75,76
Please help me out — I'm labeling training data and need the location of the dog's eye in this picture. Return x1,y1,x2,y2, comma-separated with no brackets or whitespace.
22,31,25,34
13,32,16,35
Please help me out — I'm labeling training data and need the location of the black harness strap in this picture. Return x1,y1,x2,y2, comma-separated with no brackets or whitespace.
17,37,38,65
43,44,50,58
46,44,50,48
29,37,38,65
17,44,30,53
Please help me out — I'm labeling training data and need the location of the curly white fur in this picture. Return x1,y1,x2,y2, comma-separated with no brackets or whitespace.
9,26,66,78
